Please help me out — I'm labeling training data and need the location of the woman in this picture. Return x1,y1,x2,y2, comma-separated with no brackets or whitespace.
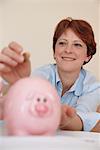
0,17,100,132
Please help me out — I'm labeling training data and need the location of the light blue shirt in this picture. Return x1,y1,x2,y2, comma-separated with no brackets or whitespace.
32,64,100,131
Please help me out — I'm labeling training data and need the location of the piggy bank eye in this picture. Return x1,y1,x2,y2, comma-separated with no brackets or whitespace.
43,98,47,103
37,98,41,102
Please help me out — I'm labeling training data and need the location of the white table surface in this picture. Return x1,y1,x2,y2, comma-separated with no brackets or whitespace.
0,121,100,150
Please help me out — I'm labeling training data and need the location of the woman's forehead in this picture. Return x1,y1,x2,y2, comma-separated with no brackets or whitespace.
58,29,82,41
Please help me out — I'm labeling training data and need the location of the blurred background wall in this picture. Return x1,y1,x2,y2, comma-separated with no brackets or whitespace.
0,0,100,80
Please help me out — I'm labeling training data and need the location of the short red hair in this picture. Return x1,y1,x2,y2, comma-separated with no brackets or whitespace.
53,18,96,64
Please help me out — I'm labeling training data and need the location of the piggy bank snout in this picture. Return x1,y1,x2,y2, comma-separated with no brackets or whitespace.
35,103,48,114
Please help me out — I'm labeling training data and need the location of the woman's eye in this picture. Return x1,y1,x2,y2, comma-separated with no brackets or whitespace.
59,42,66,46
59,42,64,45
74,43,82,47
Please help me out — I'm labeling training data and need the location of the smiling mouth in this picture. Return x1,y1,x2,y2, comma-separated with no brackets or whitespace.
62,57,76,61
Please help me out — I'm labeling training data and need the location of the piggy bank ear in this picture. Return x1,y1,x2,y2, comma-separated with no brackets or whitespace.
26,91,35,101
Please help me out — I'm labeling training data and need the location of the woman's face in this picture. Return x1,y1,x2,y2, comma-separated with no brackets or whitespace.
54,28,90,74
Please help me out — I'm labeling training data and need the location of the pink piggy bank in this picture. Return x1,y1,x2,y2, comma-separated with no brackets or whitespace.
3,77,61,136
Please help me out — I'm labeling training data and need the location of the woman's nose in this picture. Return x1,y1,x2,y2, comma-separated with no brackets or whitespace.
64,44,72,53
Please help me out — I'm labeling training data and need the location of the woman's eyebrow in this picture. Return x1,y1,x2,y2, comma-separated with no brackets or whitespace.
73,40,83,43
58,39,84,45
58,38,67,41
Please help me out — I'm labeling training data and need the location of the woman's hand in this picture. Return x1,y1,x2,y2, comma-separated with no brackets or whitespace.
0,41,31,84
59,104,83,131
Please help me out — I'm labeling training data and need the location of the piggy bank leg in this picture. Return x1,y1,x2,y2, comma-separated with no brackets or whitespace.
43,130,56,136
7,130,30,136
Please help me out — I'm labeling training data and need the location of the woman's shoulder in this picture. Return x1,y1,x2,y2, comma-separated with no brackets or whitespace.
82,69,99,83
82,69,100,92
31,64,56,80
32,64,56,73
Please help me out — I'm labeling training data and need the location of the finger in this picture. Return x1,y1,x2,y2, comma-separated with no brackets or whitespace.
67,107,76,117
0,63,12,73
0,53,18,67
8,41,23,54
61,104,71,113
61,104,69,120
62,104,76,117
2,47,24,63
22,52,30,62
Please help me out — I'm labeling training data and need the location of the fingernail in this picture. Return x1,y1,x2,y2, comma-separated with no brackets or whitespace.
19,56,24,62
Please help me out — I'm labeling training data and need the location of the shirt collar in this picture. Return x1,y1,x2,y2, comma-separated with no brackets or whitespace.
55,65,85,96
55,65,61,84
71,69,86,96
